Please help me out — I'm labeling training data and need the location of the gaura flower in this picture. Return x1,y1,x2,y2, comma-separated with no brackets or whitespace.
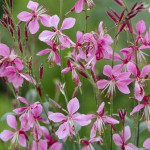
113,126,138,150
49,97,91,139
90,102,119,138
17,1,51,34
0,115,28,147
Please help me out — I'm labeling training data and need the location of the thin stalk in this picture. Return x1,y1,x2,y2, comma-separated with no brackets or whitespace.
122,0,140,146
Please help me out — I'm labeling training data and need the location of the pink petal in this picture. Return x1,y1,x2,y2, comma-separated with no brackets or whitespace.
12,75,23,89
14,58,24,70
17,96,29,105
19,134,26,147
136,20,146,34
0,130,14,141
28,17,39,34
48,113,67,123
134,81,144,101
49,15,60,29
116,81,130,94
72,114,91,126
13,107,27,114
76,31,83,43
56,122,70,139
117,72,131,80
54,52,61,66
89,137,102,143
103,65,113,78
140,65,150,77
32,141,37,150
32,103,43,117
51,142,62,150
61,67,71,73
7,115,17,130
103,116,119,124
17,11,32,21
75,0,84,13
39,30,55,42
98,21,103,35
72,69,81,86
0,43,10,57
127,62,137,77
67,97,79,116
124,126,131,142
97,80,109,89
38,140,47,150
90,121,98,138
130,104,145,115
61,18,76,30
27,1,39,11
126,143,138,150
113,134,122,146
82,145,89,150
20,73,36,85
39,14,51,27
143,138,150,149
37,49,51,56
97,102,105,114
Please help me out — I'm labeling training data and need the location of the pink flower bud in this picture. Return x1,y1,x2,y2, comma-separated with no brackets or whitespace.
39,64,43,80
19,42,23,53
50,99,62,110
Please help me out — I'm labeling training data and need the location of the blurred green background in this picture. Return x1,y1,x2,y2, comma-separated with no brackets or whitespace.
0,0,150,149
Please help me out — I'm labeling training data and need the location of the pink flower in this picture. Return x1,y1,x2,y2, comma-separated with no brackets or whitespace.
74,0,95,13
0,43,23,77
17,1,51,34
127,62,150,101
3,66,36,89
0,115,28,147
37,41,61,67
113,126,138,150
90,102,119,138
61,60,82,86
39,15,75,48
130,95,150,131
32,139,47,150
41,126,62,150
143,138,150,149
49,97,91,139
97,65,133,97
81,137,103,150
13,96,42,129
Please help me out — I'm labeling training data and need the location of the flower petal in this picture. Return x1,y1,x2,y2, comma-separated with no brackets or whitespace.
39,31,55,42
116,81,130,94
56,122,70,139
48,113,67,123
49,15,60,29
136,20,146,34
103,65,113,78
0,43,10,57
127,62,137,77
97,80,109,89
90,121,98,138
17,96,29,105
113,133,122,146
140,65,150,77
7,115,17,130
38,140,47,150
39,14,51,27
28,17,39,34
27,1,39,11
67,97,79,116
97,102,105,115
0,130,14,141
130,104,145,115
143,138,150,149
51,142,62,150
75,0,84,13
17,11,32,21
37,49,51,56
124,126,131,142
61,18,76,30
19,134,27,147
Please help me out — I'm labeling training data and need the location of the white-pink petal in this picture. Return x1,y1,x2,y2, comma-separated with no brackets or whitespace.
28,17,39,34
7,115,17,130
130,104,145,115
67,97,79,116
37,49,51,56
97,80,109,89
136,20,146,34
48,113,67,123
75,0,84,13
49,15,60,29
27,1,39,11
39,14,51,27
113,134,122,146
103,65,113,78
51,142,62,150
60,18,76,30
0,130,14,141
143,138,150,149
0,43,10,57
17,11,32,21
